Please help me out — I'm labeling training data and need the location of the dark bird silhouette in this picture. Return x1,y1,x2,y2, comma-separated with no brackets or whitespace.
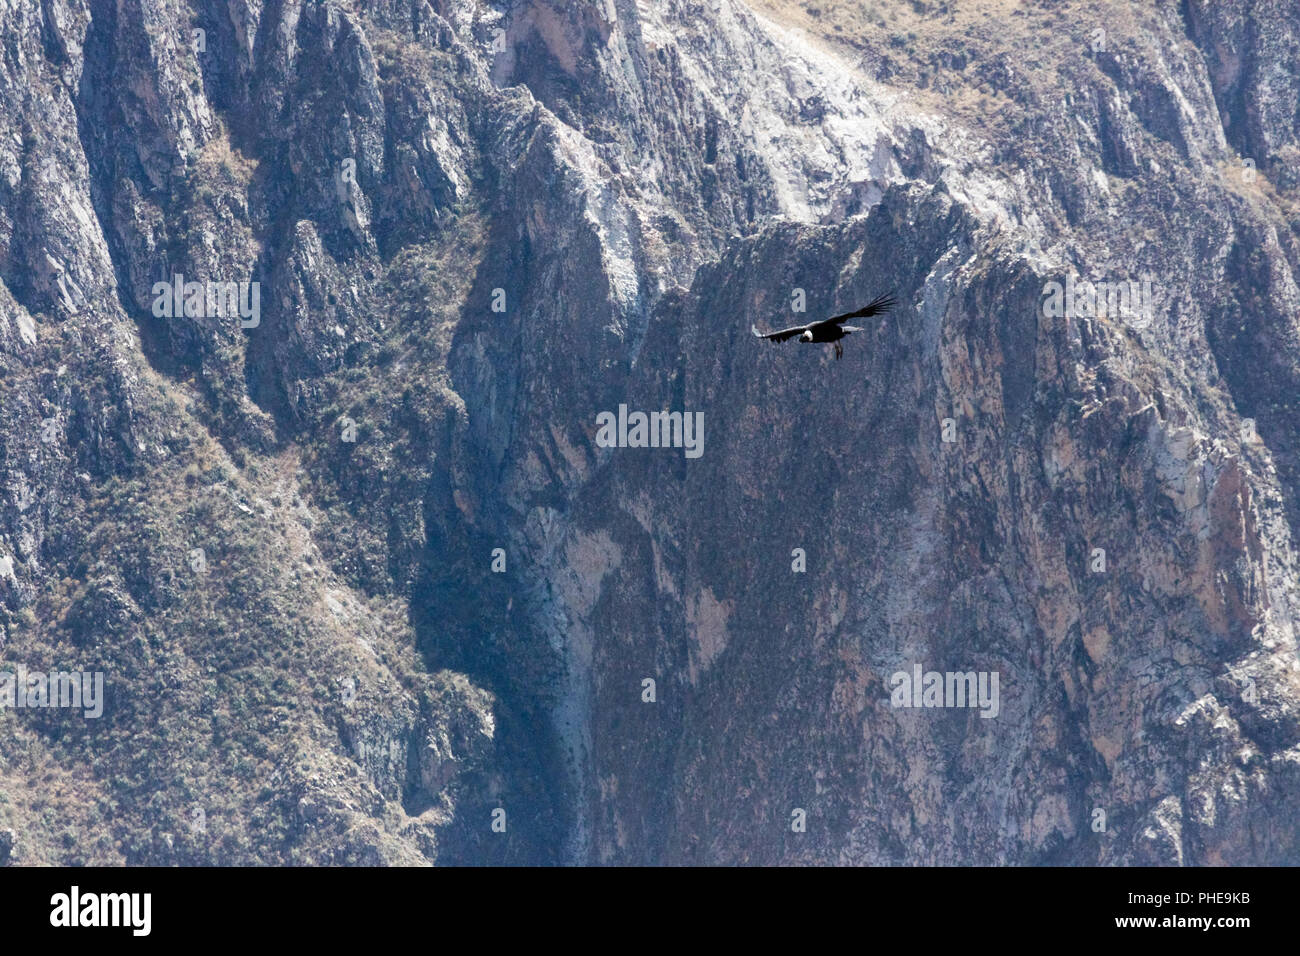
752,292,896,359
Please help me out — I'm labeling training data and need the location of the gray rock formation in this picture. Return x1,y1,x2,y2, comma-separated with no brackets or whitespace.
1,0,1298,864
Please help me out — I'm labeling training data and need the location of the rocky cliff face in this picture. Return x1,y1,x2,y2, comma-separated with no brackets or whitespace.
1,0,1298,865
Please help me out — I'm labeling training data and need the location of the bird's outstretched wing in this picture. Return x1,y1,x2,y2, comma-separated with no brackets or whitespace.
752,322,812,343
825,292,897,325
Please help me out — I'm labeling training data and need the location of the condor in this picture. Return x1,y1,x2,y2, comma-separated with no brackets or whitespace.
752,292,896,359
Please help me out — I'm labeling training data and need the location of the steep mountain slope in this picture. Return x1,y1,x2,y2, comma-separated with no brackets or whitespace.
1,0,1298,864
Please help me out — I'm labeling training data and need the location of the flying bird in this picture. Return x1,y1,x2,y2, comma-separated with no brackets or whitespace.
752,292,896,359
